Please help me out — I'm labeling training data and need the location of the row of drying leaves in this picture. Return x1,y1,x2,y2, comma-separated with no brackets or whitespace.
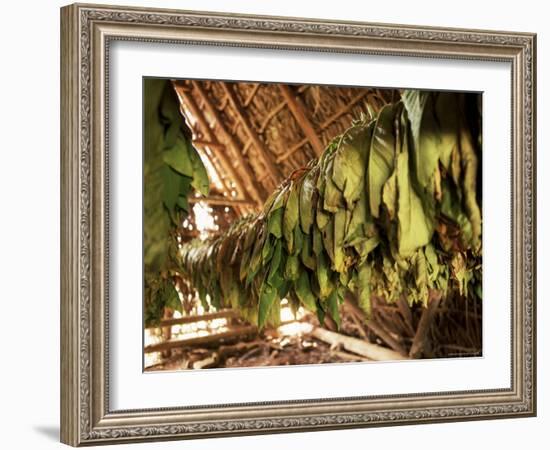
143,79,210,325
176,90,482,329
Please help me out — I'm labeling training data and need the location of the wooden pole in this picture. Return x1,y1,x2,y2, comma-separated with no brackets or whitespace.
146,310,239,329
319,92,370,130
188,196,255,207
221,82,284,184
278,84,325,156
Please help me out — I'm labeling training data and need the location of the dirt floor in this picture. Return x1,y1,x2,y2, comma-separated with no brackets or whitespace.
145,312,370,372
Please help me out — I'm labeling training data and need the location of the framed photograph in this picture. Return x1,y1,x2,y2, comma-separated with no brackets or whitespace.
60,3,536,446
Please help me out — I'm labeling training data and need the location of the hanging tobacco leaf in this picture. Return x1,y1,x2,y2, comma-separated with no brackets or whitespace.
176,89,482,328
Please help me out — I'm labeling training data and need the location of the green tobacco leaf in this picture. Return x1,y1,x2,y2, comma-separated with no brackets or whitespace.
327,288,341,329
316,251,333,299
352,236,380,265
258,282,278,328
395,140,433,257
312,226,323,257
333,209,347,273
368,104,396,218
299,169,317,233
267,208,284,238
458,122,482,248
424,243,440,283
295,272,317,310
382,171,397,220
324,173,343,213
284,253,300,281
357,264,372,316
268,240,283,283
293,226,304,254
188,144,210,196
162,165,183,216
262,236,275,265
300,233,316,270
316,300,326,327
333,124,371,208
321,219,335,263
163,142,193,178
413,249,429,305
270,185,289,212
283,183,299,253
403,91,460,190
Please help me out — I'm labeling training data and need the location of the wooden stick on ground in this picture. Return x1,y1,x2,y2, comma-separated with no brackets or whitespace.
311,327,409,361
192,355,219,369
144,325,257,353
409,291,443,358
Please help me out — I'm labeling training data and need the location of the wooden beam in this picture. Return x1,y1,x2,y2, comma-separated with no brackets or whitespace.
319,91,370,130
191,139,226,150
243,83,261,106
176,87,255,207
146,310,239,329
275,137,308,163
188,196,255,207
278,84,325,156
259,100,287,132
221,82,284,184
144,325,257,353
191,81,265,206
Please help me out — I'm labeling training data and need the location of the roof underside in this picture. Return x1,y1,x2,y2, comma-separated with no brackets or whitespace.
173,79,397,233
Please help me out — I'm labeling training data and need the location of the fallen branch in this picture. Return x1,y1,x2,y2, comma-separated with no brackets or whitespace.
192,355,219,369
311,327,409,361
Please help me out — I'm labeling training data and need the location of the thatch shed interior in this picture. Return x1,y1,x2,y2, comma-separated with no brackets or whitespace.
144,79,481,371
173,80,396,213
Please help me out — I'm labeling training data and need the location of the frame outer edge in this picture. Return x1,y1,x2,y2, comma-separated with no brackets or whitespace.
61,2,537,445
61,3,81,447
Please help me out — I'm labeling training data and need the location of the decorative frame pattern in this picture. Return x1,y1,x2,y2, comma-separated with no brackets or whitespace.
60,3,536,446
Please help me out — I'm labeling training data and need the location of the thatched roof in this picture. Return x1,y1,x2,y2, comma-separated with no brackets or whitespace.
173,79,397,222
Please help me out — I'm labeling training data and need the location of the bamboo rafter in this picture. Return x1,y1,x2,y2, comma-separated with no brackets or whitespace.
243,83,261,106
278,84,324,156
188,196,256,206
176,86,251,205
221,82,284,184
191,80,265,205
319,91,371,130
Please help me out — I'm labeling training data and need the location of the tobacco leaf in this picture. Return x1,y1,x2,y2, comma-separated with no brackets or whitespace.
368,104,397,218
295,271,317,311
395,150,433,257
258,282,278,328
299,168,317,233
283,183,300,253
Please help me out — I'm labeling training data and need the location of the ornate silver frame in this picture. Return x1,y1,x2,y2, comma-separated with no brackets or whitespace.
60,3,536,446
